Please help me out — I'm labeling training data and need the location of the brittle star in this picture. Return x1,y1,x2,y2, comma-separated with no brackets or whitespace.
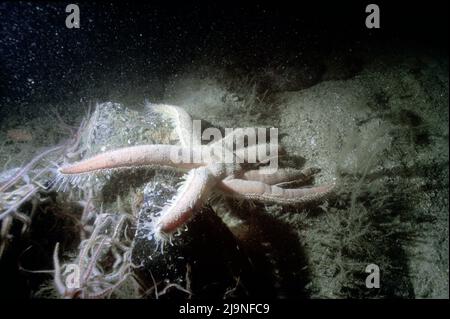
55,103,335,247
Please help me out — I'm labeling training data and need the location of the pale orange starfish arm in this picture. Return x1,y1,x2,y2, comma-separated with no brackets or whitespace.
241,167,320,186
153,163,227,239
59,144,206,175
154,167,217,235
219,178,335,205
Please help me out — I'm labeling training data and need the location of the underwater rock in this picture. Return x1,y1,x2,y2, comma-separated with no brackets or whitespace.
132,173,250,299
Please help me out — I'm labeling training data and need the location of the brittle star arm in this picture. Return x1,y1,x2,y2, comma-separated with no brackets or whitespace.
218,178,335,205
53,243,67,296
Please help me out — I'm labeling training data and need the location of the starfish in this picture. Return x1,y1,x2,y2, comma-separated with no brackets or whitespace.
56,103,335,245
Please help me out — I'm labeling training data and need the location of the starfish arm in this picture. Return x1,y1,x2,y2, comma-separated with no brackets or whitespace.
146,103,202,147
154,166,220,236
219,178,335,205
58,144,205,175
241,167,320,186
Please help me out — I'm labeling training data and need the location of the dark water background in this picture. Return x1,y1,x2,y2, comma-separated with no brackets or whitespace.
0,1,448,122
